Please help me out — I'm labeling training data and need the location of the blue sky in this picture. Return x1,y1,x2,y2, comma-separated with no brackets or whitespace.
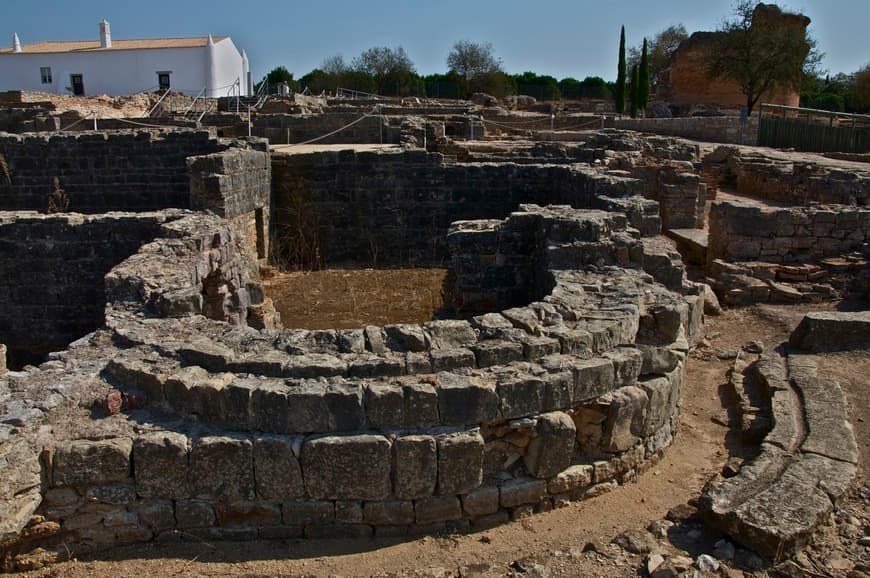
2,0,868,82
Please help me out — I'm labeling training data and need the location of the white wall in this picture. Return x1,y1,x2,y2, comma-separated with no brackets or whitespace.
210,37,248,97
0,41,246,97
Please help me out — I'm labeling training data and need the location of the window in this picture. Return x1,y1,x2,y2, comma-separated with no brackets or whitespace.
40,67,52,84
157,72,171,90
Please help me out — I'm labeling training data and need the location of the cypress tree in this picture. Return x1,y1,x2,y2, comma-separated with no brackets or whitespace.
629,64,639,118
639,38,650,114
615,26,626,115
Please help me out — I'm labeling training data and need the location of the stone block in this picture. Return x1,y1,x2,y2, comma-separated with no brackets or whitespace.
54,438,132,488
602,387,649,453
384,324,428,352
189,436,254,500
285,381,331,432
365,383,405,430
519,335,562,360
405,352,432,374
282,499,334,525
571,357,615,402
415,496,462,524
175,500,216,528
461,486,500,517
637,345,682,375
364,500,415,525
542,371,573,411
470,340,524,368
425,319,477,349
604,347,643,386
437,430,484,495
85,483,136,505
249,382,290,433
547,465,593,494
437,372,499,426
215,501,282,528
253,436,304,500
324,383,365,430
638,377,672,435
500,478,547,508
523,412,576,479
430,348,476,372
401,382,439,427
545,326,594,356
335,501,363,523
394,435,437,500
497,374,544,419
163,366,208,414
301,434,392,500
136,500,175,531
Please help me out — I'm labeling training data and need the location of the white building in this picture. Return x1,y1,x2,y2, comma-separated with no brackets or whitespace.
0,21,252,97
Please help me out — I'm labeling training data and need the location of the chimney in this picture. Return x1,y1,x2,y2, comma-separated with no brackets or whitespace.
99,19,112,48
12,33,21,53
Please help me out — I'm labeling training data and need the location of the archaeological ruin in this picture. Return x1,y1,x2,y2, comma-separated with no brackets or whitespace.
0,90,866,573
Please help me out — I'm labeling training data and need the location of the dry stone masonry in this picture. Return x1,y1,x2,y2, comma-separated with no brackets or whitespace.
0,199,702,563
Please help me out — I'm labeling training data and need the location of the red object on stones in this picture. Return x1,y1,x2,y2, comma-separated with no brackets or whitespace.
106,390,122,415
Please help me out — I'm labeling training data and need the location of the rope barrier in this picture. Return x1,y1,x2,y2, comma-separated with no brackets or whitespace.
289,106,381,146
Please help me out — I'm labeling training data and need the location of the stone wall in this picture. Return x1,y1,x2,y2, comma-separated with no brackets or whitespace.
0,130,224,212
0,212,167,368
608,117,760,146
0,204,701,562
707,201,870,263
705,148,870,206
188,144,271,259
271,148,660,268
251,113,466,147
253,113,400,145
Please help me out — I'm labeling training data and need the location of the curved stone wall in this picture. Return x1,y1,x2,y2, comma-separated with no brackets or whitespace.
0,200,702,564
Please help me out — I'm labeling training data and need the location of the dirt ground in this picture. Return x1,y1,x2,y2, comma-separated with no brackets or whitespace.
12,271,867,577
264,268,451,329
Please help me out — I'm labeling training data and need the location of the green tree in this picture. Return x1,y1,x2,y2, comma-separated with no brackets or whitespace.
514,72,561,101
446,40,504,97
850,64,870,113
629,64,639,118
706,1,820,115
639,38,650,113
628,24,688,90
256,66,298,93
352,46,419,96
615,26,627,114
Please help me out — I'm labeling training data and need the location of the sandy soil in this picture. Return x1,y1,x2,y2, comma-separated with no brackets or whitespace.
264,268,451,330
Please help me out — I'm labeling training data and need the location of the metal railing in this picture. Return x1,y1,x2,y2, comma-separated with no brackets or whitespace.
758,103,870,153
146,89,173,118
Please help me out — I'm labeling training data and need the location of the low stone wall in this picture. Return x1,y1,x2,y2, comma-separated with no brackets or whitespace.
0,130,223,212
0,212,167,368
707,201,870,263
704,147,870,206
0,204,701,565
608,116,760,146
271,148,661,267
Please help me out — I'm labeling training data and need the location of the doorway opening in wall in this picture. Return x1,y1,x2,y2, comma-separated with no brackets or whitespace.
70,74,84,96
157,72,171,91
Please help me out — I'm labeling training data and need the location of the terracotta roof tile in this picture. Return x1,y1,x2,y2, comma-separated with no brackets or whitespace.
0,36,228,54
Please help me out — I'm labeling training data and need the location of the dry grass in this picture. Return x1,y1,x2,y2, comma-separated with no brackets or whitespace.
264,268,451,329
